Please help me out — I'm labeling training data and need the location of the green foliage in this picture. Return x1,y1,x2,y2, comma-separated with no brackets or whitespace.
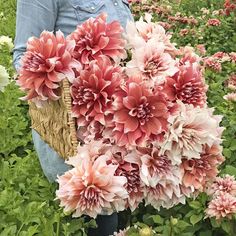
0,151,95,235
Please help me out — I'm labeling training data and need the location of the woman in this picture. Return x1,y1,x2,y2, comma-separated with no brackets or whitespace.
13,0,133,235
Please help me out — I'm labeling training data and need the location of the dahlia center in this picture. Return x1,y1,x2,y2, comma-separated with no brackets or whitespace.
80,186,100,207
144,57,165,77
25,52,46,72
76,87,95,105
130,101,153,125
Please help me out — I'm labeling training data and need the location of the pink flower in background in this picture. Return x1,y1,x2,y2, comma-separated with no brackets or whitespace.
226,74,236,90
161,60,207,107
126,40,178,86
71,56,122,126
212,52,230,62
179,29,189,36
229,52,236,63
18,31,80,106
223,92,236,101
68,13,126,65
207,18,221,26
206,193,236,220
224,0,236,16
56,142,128,218
181,144,224,191
204,57,222,72
160,103,223,164
208,175,236,197
112,80,169,146
196,44,206,55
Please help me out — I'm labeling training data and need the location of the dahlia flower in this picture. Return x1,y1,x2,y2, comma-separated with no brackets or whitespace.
226,74,236,90
207,19,221,26
160,102,223,164
112,80,169,146
204,57,222,72
207,175,236,197
206,193,236,220
126,39,178,86
144,181,184,210
229,52,236,63
107,147,144,211
130,146,182,188
125,13,177,54
0,65,9,92
0,35,14,50
68,13,126,65
56,141,128,218
18,30,80,106
71,55,122,126
196,44,206,56
161,60,207,107
223,92,236,101
181,144,224,191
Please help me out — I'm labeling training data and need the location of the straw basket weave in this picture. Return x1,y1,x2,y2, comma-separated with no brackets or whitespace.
28,79,79,159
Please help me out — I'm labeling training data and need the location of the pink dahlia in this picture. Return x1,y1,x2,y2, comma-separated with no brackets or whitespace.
125,13,177,54
206,193,236,220
160,103,223,164
68,13,126,65
133,146,181,188
18,31,80,106
71,55,122,126
181,144,224,191
112,80,169,146
106,146,144,211
161,61,207,107
207,18,221,26
208,175,236,197
204,57,222,72
126,40,178,86
56,142,128,218
196,44,206,56
226,74,236,90
144,182,183,210
229,52,236,63
223,92,236,101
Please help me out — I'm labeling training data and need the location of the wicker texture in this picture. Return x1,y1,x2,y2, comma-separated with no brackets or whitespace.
29,79,78,159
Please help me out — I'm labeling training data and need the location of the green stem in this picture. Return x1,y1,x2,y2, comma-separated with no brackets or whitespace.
16,223,25,236
56,214,60,236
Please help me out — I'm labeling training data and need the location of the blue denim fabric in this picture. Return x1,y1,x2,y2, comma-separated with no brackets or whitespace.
13,0,133,183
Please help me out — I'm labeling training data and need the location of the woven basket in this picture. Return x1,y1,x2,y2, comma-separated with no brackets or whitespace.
29,79,78,159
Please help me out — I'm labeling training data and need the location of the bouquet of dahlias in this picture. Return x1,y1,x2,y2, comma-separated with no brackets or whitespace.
18,13,225,218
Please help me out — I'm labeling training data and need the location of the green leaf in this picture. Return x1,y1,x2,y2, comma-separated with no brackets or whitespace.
189,201,202,210
223,165,236,177
190,214,203,225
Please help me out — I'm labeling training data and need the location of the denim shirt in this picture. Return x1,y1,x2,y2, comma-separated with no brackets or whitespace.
13,0,133,182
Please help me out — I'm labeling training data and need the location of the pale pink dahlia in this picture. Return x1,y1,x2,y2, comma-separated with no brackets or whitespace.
226,74,236,90
206,193,236,220
161,61,207,107
71,56,122,126
223,92,236,101
160,102,223,164
68,13,126,65
204,57,222,72
18,31,80,106
126,39,178,86
181,144,224,191
208,175,236,197
125,13,177,54
133,146,181,188
112,80,169,146
106,147,144,211
56,142,128,218
144,182,184,210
